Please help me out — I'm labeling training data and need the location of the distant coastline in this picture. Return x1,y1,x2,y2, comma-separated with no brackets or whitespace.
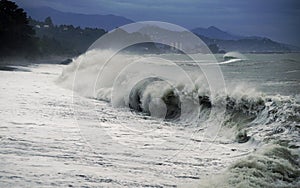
1,0,299,63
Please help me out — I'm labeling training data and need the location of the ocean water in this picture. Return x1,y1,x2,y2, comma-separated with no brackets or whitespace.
0,52,299,187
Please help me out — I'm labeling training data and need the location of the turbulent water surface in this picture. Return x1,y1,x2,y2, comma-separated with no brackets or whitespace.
0,53,299,187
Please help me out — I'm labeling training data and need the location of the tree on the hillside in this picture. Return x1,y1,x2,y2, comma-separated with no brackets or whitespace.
0,0,37,57
44,16,53,26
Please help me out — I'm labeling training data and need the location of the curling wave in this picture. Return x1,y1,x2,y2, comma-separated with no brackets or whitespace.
57,50,299,128
57,49,300,187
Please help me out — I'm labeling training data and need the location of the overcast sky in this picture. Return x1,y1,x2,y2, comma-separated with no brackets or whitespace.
14,0,300,46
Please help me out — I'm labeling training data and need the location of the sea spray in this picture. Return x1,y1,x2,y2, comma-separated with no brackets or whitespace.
198,144,300,188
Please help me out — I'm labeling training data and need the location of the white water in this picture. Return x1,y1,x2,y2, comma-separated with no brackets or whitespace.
0,64,255,187
1,51,299,187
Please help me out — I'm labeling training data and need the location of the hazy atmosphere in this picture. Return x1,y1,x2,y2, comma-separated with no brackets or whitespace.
15,0,300,46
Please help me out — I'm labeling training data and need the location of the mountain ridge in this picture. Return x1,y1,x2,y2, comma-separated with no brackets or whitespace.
23,6,299,53
24,6,133,31
192,26,244,40
136,25,299,53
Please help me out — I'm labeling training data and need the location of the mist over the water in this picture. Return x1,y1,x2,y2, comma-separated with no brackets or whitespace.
55,46,300,187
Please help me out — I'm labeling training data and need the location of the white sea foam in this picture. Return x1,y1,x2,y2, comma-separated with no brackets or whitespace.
56,49,300,187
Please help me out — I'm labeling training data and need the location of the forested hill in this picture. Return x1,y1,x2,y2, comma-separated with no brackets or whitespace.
0,0,106,59
28,17,106,56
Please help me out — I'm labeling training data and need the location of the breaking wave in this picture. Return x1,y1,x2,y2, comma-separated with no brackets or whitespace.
57,49,299,126
57,49,300,186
